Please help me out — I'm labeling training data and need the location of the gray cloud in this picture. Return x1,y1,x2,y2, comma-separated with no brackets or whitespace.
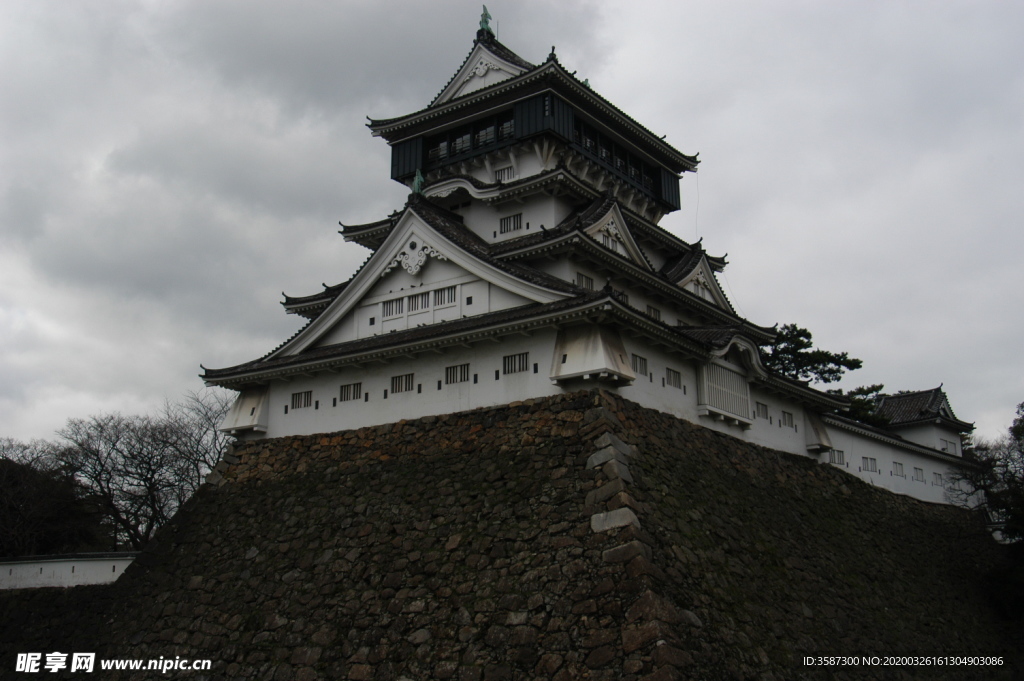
1,0,1022,442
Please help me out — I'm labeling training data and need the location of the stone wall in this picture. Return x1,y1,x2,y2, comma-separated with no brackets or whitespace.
1,391,1018,680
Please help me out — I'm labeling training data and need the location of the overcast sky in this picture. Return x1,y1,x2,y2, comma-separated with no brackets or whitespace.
2,1,1022,442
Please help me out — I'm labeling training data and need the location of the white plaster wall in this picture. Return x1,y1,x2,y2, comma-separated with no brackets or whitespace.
457,67,518,97
821,428,957,504
248,325,969,506
743,388,809,453
456,195,575,245
317,260,536,346
264,330,565,437
1,555,135,590
889,423,963,455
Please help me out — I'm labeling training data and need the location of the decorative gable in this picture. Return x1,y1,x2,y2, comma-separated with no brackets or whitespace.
677,256,732,310
583,204,652,271
267,205,570,359
431,42,531,107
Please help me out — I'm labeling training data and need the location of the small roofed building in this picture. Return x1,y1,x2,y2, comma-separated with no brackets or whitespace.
874,387,974,456
203,15,973,505
821,387,974,504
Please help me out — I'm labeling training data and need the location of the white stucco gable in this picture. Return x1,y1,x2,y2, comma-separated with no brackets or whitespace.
431,42,531,106
677,255,731,310
269,204,571,358
583,203,652,271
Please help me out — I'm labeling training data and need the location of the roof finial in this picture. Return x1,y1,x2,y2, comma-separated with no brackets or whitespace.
547,45,557,62
479,5,493,35
411,169,425,196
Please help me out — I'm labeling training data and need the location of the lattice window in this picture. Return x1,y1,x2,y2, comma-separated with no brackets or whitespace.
390,374,414,394
755,402,769,419
913,467,925,482
698,363,751,421
382,298,404,318
646,305,661,321
494,166,516,182
408,292,430,312
829,449,845,465
666,368,681,389
499,213,523,234
893,461,904,477
339,383,361,402
781,411,794,428
631,354,648,376
433,285,457,307
502,352,529,374
862,457,878,473
576,273,594,290
291,391,312,409
445,363,470,384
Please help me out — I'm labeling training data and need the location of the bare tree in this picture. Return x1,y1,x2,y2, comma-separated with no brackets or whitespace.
947,402,1024,542
53,389,233,550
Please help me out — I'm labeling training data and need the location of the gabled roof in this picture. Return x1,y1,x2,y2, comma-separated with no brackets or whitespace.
264,194,576,359
874,388,974,433
429,30,534,107
339,216,398,250
368,41,698,173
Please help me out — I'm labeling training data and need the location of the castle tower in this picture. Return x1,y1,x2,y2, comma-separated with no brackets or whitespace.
203,14,968,506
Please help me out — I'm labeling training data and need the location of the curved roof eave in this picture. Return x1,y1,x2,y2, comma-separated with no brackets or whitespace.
369,61,698,171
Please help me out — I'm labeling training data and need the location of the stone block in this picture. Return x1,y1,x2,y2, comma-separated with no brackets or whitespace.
584,645,617,669
602,540,651,564
590,508,640,533
626,555,666,581
652,643,692,668
586,446,630,470
680,610,702,628
607,491,642,512
585,478,626,506
593,432,631,457
626,590,682,624
622,619,671,653
602,459,633,483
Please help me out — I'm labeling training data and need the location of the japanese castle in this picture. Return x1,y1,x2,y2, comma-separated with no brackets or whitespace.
204,16,972,504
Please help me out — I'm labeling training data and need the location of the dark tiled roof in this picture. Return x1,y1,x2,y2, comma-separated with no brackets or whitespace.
368,47,697,171
283,281,351,307
874,388,973,432
674,325,745,349
660,248,704,283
